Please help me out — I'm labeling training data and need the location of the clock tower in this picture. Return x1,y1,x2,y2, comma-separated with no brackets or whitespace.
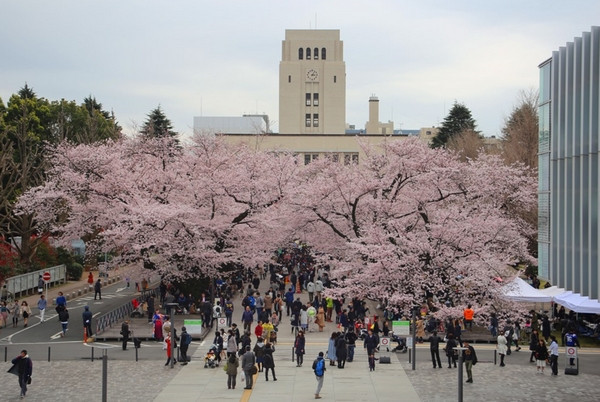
279,30,346,134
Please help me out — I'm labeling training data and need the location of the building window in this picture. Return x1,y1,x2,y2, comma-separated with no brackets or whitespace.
344,153,359,165
331,153,339,163
304,153,319,165
298,48,303,60
305,114,311,127
321,48,326,60
313,113,319,127
306,93,311,106
314,47,319,60
306,47,311,59
352,154,359,164
313,93,319,106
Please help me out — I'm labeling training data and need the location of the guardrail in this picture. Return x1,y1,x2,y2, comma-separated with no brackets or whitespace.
2,265,67,301
95,287,159,335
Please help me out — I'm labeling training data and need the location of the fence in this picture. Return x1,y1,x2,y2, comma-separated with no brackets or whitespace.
95,287,159,335
2,265,67,300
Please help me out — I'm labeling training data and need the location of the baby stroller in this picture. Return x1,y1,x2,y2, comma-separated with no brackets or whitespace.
390,333,408,353
204,345,219,368
355,321,368,340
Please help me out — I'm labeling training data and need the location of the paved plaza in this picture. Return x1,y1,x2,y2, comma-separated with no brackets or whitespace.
1,273,600,401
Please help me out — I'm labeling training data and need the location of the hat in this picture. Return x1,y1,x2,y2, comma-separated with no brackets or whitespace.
318,351,324,357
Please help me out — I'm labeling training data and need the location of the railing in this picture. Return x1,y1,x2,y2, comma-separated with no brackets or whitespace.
2,265,67,300
95,287,159,335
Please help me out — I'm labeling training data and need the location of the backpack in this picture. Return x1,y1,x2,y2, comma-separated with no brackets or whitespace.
182,332,192,346
315,358,325,376
225,302,233,314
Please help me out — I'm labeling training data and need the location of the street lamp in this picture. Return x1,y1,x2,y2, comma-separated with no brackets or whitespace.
84,342,117,402
453,346,467,402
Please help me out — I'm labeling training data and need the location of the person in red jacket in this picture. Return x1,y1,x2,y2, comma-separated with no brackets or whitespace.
255,320,264,339
164,333,175,366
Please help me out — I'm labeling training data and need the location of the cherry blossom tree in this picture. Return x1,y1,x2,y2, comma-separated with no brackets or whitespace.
285,138,536,318
17,135,299,280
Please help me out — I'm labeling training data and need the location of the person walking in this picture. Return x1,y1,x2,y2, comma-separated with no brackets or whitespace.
82,306,93,338
429,331,443,368
335,331,348,368
37,295,47,323
327,332,339,366
312,351,326,399
10,349,32,399
10,300,20,328
226,353,239,389
253,336,265,372
38,275,45,295
121,320,130,350
263,343,277,381
462,341,478,383
164,332,175,366
444,333,458,368
294,330,306,367
535,338,549,374
94,278,102,300
226,329,237,359
529,329,539,363
497,331,508,367
20,301,32,328
241,345,256,389
87,272,94,289
58,308,69,337
345,329,358,362
549,335,559,375
56,292,66,310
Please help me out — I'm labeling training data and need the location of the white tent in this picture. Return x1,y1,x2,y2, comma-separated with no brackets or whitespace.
539,286,568,298
501,277,553,303
553,292,600,314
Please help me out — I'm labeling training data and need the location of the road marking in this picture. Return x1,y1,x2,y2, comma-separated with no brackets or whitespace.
51,332,63,340
116,287,128,292
92,312,102,318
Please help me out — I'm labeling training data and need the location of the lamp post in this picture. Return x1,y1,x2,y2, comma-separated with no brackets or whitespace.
84,342,117,402
454,346,467,402
411,307,418,371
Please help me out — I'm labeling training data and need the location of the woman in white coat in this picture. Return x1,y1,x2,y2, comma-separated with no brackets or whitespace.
497,331,508,367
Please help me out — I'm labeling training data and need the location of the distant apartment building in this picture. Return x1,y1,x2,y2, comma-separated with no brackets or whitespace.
538,26,600,299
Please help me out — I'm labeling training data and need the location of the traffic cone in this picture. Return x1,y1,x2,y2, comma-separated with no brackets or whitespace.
296,278,301,294
83,327,88,343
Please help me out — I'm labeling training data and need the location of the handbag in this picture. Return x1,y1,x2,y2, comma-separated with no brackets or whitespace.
251,365,258,375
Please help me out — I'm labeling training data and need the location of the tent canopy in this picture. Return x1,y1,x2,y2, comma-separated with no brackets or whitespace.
553,292,600,314
501,277,553,303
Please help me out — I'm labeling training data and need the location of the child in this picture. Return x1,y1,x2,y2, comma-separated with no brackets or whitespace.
368,353,376,371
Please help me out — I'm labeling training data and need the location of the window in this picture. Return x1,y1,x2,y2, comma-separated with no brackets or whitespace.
334,75,337,83
298,48,303,60
304,153,319,165
314,47,319,60
352,154,359,164
313,113,319,127
321,48,326,60
331,153,339,163
344,153,359,165
306,93,311,106
313,93,319,106
305,114,311,127
306,47,311,59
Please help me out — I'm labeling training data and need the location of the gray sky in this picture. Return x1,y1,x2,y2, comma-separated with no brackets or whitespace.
1,1,599,137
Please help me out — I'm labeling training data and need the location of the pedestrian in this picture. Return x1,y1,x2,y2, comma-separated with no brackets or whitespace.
242,306,253,333
429,331,443,368
253,336,266,372
10,300,20,327
94,278,102,300
454,319,463,347
489,312,498,337
312,351,326,399
529,329,539,363
263,342,277,381
82,306,93,338
226,329,237,359
87,272,94,289
180,326,192,364
38,275,44,295
316,305,325,332
327,332,338,366
541,315,551,341
56,292,66,310
226,352,239,389
20,301,31,327
146,294,155,322
462,341,478,383
58,307,69,337
565,328,580,366
121,320,130,350
444,333,457,368
463,304,474,330
37,294,47,323
164,332,175,366
363,329,379,360
497,331,508,367
125,276,130,288
294,330,306,366
535,338,549,374
10,349,32,399
241,345,256,389
416,318,426,342
153,311,164,341
213,330,224,363
335,331,348,368
549,335,559,375
1,301,8,327
345,329,358,362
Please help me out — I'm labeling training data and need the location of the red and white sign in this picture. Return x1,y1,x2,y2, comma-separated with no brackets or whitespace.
566,346,577,358
42,271,51,281
380,337,390,347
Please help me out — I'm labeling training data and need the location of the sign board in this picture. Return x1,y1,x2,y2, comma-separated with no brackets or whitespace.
380,337,390,347
184,319,203,336
406,337,413,348
566,346,577,358
218,317,227,326
42,272,51,281
392,320,411,336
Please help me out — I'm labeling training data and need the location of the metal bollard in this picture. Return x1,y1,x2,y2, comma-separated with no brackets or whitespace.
292,347,295,362
91,347,94,362
494,350,497,365
4,346,6,362
48,346,51,362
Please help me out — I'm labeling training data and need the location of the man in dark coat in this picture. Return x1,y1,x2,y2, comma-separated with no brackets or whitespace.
82,306,93,338
121,320,130,350
94,278,102,300
11,349,32,399
335,333,348,368
429,331,443,368
241,345,256,389
462,341,478,383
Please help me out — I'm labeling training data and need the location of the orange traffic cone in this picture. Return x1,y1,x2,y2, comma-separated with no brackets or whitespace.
83,327,88,343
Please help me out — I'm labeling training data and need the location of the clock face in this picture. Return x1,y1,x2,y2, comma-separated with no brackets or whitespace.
306,69,319,81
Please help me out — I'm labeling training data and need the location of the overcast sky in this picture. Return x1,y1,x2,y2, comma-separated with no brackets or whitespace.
1,1,599,137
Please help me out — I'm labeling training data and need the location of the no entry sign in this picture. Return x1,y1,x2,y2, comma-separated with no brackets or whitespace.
42,271,51,281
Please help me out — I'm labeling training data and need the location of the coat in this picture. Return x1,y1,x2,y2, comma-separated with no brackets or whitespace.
316,307,325,328
241,350,256,372
327,338,337,360
496,334,507,355
263,345,275,369
335,336,348,360
225,356,239,376
294,335,306,355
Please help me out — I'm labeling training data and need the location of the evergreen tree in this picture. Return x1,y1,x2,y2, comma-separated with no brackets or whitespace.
140,106,178,139
431,102,478,148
